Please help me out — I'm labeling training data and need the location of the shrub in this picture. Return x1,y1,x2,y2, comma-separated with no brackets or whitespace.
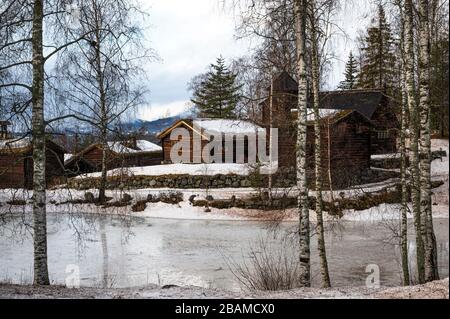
227,237,301,291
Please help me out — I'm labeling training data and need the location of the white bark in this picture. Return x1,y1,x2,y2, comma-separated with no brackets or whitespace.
310,0,331,288
31,0,49,285
294,0,310,287
417,0,439,281
399,4,410,285
405,0,425,283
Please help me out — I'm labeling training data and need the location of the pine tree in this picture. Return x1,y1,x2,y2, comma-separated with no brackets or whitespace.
338,51,359,90
191,57,242,118
357,5,398,92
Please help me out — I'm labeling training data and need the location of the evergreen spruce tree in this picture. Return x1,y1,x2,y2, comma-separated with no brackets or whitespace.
191,57,242,118
357,5,398,92
338,51,359,90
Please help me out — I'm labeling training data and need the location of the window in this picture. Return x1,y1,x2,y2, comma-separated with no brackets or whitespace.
377,131,390,139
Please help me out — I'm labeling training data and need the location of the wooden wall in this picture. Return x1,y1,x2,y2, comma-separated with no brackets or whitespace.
161,127,259,164
0,153,27,188
78,145,163,172
262,98,372,187
370,101,399,154
0,143,65,189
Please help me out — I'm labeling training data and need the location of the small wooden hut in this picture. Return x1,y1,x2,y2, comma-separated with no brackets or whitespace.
157,119,264,164
64,139,163,176
0,123,66,189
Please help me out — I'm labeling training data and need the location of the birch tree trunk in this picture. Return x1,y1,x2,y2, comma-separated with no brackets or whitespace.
310,0,330,288
398,3,410,286
400,81,410,286
92,10,108,204
268,77,274,203
417,0,439,281
31,0,50,285
294,0,310,287
404,0,426,284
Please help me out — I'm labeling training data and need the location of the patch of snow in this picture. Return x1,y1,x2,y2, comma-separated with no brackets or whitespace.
135,140,162,152
107,141,138,154
306,109,342,121
431,139,449,177
64,154,73,162
0,137,30,150
194,119,263,135
75,163,257,179
371,153,401,160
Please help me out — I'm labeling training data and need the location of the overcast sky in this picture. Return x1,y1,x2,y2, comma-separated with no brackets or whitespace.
138,0,376,121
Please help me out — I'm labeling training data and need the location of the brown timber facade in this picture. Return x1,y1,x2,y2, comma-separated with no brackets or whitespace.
0,138,66,189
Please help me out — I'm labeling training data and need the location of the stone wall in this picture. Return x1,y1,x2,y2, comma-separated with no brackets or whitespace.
67,174,257,190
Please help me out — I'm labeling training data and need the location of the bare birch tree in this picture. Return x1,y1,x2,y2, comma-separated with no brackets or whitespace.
53,0,151,203
0,0,146,284
307,0,332,288
396,0,410,286
404,0,425,284
417,0,439,282
294,0,310,287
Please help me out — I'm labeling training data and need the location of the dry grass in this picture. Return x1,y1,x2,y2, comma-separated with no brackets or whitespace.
226,237,301,291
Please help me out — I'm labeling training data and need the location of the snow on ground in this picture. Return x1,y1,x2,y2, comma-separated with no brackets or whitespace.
1,139,448,222
0,278,448,299
431,139,449,210
431,139,449,176
75,163,256,179
0,185,446,222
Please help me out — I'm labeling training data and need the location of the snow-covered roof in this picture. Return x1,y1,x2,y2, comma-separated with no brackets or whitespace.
135,140,162,152
194,119,263,135
371,153,401,160
107,140,162,154
64,154,74,162
107,141,138,154
0,137,31,150
306,109,342,122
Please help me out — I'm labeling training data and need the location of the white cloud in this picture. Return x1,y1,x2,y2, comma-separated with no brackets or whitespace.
136,0,375,120
137,0,251,120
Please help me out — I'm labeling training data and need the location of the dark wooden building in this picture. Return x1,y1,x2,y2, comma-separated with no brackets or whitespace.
259,72,377,187
0,127,66,189
304,109,373,187
261,72,400,155
157,119,263,164
319,89,399,154
64,139,163,176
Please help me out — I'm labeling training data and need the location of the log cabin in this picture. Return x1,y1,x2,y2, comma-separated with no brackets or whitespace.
157,119,264,164
64,139,163,176
0,123,66,189
257,71,399,187
305,109,373,187
261,71,400,155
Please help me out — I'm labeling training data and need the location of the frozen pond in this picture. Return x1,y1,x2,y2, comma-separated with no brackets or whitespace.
0,212,448,290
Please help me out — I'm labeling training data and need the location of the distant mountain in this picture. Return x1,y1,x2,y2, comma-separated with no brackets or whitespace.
127,116,182,135
121,110,196,136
